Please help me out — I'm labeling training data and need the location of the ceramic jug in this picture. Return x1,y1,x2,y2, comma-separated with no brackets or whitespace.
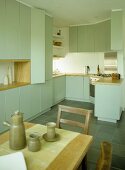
3,111,26,150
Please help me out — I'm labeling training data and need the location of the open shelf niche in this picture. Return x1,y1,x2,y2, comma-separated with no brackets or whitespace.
0,60,31,91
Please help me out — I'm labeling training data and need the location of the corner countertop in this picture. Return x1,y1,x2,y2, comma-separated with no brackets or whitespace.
52,73,123,85
95,77,123,85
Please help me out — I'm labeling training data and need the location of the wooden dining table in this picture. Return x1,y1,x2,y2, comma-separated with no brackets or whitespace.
0,122,93,170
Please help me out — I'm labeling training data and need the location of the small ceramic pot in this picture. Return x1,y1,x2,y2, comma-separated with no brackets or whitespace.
28,134,41,152
46,122,56,139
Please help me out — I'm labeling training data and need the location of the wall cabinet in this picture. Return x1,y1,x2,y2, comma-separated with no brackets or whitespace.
0,0,6,58
0,0,31,59
66,76,84,101
111,11,123,50
53,76,66,105
69,20,111,52
94,20,111,52
5,0,19,59
78,25,94,52
19,3,31,59
45,15,53,80
69,26,78,52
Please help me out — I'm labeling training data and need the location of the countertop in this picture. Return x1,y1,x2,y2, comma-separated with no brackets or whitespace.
52,73,123,85
95,77,123,85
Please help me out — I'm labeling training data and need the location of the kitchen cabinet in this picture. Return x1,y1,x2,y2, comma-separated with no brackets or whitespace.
45,15,53,80
53,76,66,105
41,80,53,112
0,91,7,133
69,20,111,52
111,11,123,50
0,0,6,58
66,76,84,101
31,8,45,84
19,85,31,120
19,3,31,59
95,83,122,123
83,77,90,101
94,20,111,52
5,0,20,59
78,25,94,52
5,88,20,121
30,84,41,117
69,26,78,52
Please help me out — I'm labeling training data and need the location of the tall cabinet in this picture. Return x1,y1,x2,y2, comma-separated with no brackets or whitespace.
31,8,45,84
19,3,31,59
45,15,53,80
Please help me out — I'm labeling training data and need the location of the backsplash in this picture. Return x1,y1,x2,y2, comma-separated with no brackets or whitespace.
53,52,104,74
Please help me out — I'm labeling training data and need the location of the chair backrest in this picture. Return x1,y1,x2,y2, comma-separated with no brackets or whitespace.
56,105,92,134
96,141,112,170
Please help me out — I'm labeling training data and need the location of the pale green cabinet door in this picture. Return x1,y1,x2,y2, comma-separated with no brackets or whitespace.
5,88,20,121
94,21,106,52
5,0,19,59
69,26,78,52
31,8,45,84
19,3,31,59
66,76,83,101
19,85,31,120
111,11,123,50
41,80,53,112
30,84,41,117
53,76,66,105
0,91,7,133
0,0,6,58
83,77,90,101
94,20,111,52
78,25,94,52
105,20,111,51
45,15,53,80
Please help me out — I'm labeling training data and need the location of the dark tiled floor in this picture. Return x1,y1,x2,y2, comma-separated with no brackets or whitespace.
30,100,125,170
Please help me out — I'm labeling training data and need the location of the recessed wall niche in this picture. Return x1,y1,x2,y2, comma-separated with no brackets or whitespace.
0,60,31,91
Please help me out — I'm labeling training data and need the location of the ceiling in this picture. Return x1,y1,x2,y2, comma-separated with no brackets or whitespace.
20,0,125,27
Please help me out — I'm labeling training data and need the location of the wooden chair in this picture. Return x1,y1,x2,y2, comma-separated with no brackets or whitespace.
96,141,112,170
56,105,92,135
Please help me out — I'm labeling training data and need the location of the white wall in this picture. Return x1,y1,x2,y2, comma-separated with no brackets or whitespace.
53,52,104,74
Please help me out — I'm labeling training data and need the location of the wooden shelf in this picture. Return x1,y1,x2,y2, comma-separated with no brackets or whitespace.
0,82,30,91
0,59,30,63
0,59,31,91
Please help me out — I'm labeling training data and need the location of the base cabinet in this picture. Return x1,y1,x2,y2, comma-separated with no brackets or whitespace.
20,85,32,120
0,92,6,133
41,80,53,112
53,76,66,105
95,84,122,123
66,76,84,101
5,88,20,121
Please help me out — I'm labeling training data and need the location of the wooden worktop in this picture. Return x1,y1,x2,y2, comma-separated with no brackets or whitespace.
95,77,123,85
53,73,123,85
